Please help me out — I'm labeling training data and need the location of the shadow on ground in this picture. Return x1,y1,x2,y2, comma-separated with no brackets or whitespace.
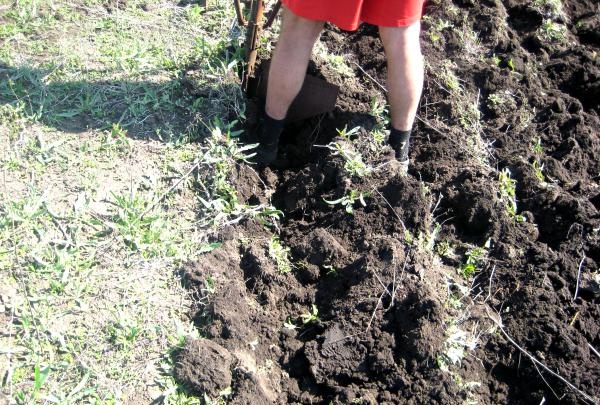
0,61,243,142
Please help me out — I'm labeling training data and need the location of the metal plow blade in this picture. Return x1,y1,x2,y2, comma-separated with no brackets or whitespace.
249,60,339,122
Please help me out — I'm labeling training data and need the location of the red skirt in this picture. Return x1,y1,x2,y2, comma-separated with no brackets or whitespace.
282,0,426,31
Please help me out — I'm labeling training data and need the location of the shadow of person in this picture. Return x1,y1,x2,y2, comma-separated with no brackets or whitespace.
0,61,244,142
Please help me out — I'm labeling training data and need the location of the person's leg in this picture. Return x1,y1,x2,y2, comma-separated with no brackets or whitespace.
254,7,324,165
379,21,424,162
266,7,325,120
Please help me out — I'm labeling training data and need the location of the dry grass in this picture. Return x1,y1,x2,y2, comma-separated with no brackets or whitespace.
0,0,248,402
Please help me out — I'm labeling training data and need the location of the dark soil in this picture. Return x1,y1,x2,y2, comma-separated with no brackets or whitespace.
176,0,600,403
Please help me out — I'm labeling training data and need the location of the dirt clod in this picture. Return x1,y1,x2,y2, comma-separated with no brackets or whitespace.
174,338,234,396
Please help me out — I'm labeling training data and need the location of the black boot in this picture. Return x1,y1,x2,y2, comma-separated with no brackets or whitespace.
252,112,284,165
388,127,411,162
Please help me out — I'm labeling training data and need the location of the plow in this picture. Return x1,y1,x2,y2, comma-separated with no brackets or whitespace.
232,0,339,121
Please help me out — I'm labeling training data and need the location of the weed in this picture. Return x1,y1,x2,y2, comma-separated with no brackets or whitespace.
437,323,479,372
106,314,141,349
268,236,293,274
328,54,354,77
487,92,509,107
324,190,369,215
532,159,545,183
459,241,490,278
98,123,132,156
369,98,388,123
419,222,442,252
14,364,50,405
532,0,565,19
197,126,282,227
336,125,360,141
325,141,373,178
426,17,453,42
368,98,389,149
284,317,298,330
369,98,389,131
436,19,454,31
300,305,320,325
539,19,567,42
109,190,179,258
314,41,354,77
439,61,461,93
531,137,546,183
453,16,482,56
507,58,515,72
436,241,454,258
498,168,526,222
186,4,206,23
204,275,217,294
22,133,66,166
323,264,338,276
458,95,493,168
490,54,502,67
0,102,29,140
532,136,544,155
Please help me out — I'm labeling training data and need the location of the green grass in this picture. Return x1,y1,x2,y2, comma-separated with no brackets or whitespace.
0,0,245,142
0,0,255,402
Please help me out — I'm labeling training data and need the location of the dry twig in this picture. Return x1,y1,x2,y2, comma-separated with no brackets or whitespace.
573,254,585,301
374,189,407,233
486,309,598,405
353,62,387,92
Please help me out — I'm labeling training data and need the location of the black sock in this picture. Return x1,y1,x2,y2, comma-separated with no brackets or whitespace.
260,112,285,146
388,128,411,162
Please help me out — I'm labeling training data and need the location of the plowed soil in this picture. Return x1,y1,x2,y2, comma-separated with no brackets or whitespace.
176,0,599,403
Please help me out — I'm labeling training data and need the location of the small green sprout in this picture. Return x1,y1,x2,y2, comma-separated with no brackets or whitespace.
300,304,320,325
404,229,414,244
532,160,545,183
507,58,515,72
324,190,369,214
106,317,141,349
283,317,298,330
323,264,338,276
336,125,360,141
369,98,390,146
531,137,546,183
204,275,216,294
436,19,454,31
99,123,132,155
369,98,388,122
491,54,502,66
27,365,50,403
532,137,544,155
326,54,354,77
498,168,526,222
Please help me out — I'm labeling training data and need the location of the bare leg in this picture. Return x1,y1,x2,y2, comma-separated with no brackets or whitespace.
379,22,424,131
265,7,324,120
